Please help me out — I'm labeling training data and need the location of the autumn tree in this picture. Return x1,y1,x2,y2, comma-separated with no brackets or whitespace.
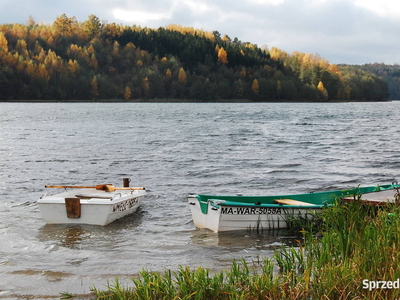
217,47,228,64
124,86,132,100
53,14,78,36
317,81,328,99
67,59,80,75
83,15,103,39
251,79,259,95
101,23,122,41
23,16,35,28
222,34,231,42
178,67,187,84
269,47,287,60
37,63,50,81
165,68,172,80
0,32,8,52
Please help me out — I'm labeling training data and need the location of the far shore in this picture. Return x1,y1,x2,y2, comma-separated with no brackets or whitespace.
0,98,392,103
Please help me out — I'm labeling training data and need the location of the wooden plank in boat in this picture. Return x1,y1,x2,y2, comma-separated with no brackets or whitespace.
275,199,317,206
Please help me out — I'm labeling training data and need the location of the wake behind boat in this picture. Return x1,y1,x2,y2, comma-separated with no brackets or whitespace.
188,183,400,232
37,179,146,226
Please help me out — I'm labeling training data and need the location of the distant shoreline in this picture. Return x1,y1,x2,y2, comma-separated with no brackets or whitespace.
0,99,392,103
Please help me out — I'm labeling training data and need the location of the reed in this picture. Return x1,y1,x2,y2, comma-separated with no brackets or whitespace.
284,209,324,234
87,201,400,299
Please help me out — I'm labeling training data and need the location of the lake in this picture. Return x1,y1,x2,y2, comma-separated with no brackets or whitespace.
1,102,399,298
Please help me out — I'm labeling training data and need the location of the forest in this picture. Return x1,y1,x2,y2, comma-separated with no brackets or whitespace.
349,63,400,100
0,14,391,101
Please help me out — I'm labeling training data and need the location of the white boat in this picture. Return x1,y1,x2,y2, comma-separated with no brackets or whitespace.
188,183,400,232
37,181,146,226
187,195,321,232
342,188,400,205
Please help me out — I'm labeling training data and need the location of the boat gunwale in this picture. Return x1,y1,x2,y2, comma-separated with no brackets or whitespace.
37,189,146,205
207,198,326,209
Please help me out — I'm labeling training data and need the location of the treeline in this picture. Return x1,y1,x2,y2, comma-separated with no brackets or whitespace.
0,14,389,101
346,63,400,100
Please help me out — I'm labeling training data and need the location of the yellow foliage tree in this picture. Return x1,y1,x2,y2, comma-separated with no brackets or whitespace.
16,39,27,53
53,14,78,36
87,44,95,54
317,81,328,98
38,64,50,81
251,79,259,95
222,34,231,42
0,32,8,52
165,68,172,79
328,64,341,75
25,61,35,77
67,59,79,75
83,14,102,39
269,47,287,60
302,53,313,66
178,67,187,84
112,41,120,57
317,81,325,92
124,86,132,100
217,47,228,64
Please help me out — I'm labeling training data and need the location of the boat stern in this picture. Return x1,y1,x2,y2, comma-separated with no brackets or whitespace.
37,189,146,226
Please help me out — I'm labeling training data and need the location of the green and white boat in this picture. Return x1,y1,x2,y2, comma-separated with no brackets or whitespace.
188,183,400,232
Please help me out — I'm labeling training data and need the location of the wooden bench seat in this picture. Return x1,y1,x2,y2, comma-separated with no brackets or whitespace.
275,199,317,206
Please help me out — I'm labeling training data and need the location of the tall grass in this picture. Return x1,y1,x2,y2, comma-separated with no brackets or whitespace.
89,201,400,299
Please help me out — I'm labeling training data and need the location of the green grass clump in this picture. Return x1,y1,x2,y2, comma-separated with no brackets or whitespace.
87,201,400,299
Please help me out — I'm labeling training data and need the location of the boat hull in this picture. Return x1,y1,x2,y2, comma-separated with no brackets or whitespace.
37,188,146,226
188,183,400,232
342,189,399,205
188,196,321,232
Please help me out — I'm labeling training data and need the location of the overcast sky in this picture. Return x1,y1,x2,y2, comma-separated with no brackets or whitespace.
1,0,399,65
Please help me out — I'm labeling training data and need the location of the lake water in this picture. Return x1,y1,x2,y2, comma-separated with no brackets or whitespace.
1,102,399,298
